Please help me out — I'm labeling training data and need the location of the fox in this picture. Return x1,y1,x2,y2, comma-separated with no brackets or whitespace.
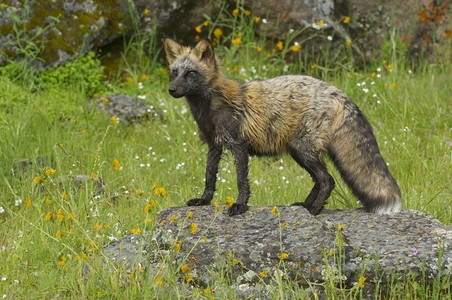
164,37,402,216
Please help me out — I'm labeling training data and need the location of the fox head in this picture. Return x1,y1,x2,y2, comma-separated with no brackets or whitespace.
164,37,218,98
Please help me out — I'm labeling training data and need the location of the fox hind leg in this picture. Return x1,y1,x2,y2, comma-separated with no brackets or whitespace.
289,147,335,215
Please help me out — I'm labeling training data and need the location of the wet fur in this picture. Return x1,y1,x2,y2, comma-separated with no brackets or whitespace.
164,37,402,216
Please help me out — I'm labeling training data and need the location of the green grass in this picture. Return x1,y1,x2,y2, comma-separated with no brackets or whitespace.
0,2,451,299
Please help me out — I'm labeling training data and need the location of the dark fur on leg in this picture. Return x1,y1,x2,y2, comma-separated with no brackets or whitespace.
187,144,222,206
228,140,250,216
289,147,335,215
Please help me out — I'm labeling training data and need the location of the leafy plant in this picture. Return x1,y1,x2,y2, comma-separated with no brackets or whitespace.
40,51,105,96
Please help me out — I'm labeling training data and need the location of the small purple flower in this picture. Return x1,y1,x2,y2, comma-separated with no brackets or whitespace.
413,248,418,256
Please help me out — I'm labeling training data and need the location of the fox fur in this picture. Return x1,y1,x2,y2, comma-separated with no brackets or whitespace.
164,37,402,216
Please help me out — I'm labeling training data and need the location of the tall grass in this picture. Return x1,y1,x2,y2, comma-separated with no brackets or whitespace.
0,1,451,298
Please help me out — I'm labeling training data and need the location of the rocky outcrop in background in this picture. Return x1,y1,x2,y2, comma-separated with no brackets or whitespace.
103,206,452,298
0,0,450,68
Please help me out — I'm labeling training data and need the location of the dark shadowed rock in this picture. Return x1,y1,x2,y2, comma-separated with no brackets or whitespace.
102,206,452,297
1,0,449,67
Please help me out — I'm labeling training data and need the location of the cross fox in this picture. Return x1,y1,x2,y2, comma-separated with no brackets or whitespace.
164,37,402,216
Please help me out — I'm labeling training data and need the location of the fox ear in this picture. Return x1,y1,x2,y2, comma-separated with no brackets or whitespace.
193,38,215,65
164,37,184,65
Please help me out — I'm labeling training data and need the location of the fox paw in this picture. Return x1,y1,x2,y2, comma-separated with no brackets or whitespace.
291,202,323,215
187,198,210,206
228,203,249,216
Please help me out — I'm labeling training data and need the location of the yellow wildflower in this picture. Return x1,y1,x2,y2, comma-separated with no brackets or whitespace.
318,20,324,26
195,26,202,33
159,187,167,197
56,230,63,238
291,44,301,52
44,211,52,221
33,176,42,185
57,209,64,222
338,224,344,231
390,83,396,89
358,276,366,288
343,16,351,24
102,97,109,105
188,211,193,218
131,227,142,235
276,41,284,51
170,215,178,222
58,256,66,266
245,10,251,16
67,213,74,220
135,188,142,195
213,28,223,39
94,223,100,233
371,72,376,78
112,159,120,170
226,196,233,207
232,258,238,266
271,206,278,215
144,203,151,213
181,264,191,274
329,249,334,256
45,168,56,175
347,39,352,46
155,276,163,286
203,21,209,27
232,8,239,17
143,8,149,16
62,192,67,201
111,116,118,124
257,46,262,53
25,197,32,208
191,223,198,234
139,73,148,82
232,38,242,45
281,252,289,260
145,218,151,224
254,16,261,23
260,270,268,278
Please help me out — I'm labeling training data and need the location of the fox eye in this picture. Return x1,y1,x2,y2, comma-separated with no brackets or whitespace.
187,70,198,77
171,69,178,77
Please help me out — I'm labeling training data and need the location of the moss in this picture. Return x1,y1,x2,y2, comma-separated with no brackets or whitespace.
2,0,135,65
1,23,12,36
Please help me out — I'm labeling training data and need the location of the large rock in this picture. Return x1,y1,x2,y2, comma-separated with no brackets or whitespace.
1,0,449,67
103,206,452,297
0,0,132,68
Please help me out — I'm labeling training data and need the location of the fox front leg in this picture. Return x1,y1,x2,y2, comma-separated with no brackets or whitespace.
228,141,250,216
187,143,222,206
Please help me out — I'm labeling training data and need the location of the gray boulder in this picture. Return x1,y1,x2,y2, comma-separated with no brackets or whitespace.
88,94,163,123
103,205,452,297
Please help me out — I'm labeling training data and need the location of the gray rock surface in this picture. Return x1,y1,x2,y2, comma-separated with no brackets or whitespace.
88,94,163,123
103,205,452,297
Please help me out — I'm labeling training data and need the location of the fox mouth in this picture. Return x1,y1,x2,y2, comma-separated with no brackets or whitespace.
168,88,186,98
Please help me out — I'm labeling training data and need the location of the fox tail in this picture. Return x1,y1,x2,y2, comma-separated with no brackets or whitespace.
329,102,402,213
